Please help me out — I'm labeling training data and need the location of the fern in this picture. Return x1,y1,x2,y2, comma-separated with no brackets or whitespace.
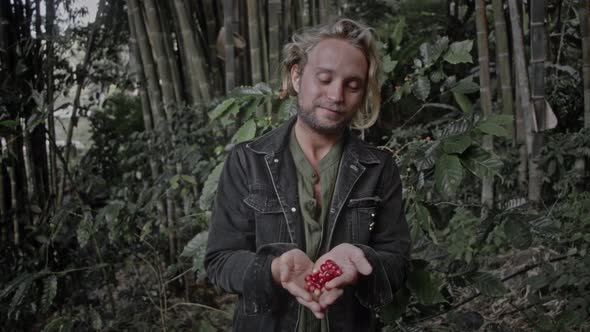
41,275,58,312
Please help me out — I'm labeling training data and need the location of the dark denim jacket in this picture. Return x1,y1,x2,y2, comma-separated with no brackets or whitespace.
204,117,410,332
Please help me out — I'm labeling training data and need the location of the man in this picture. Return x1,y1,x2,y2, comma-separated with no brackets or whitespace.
204,18,410,332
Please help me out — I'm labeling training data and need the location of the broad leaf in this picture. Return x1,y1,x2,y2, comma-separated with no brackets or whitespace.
477,115,513,137
412,76,431,101
420,36,448,66
209,99,236,121
406,269,446,304
472,272,507,297
441,135,472,154
199,162,224,210
382,55,398,74
460,146,503,179
477,121,510,138
392,17,406,47
452,92,473,113
278,97,297,118
434,153,463,197
231,119,257,143
443,40,473,64
450,77,480,94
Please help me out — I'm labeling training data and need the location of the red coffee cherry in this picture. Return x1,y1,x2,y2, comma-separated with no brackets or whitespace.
305,259,342,295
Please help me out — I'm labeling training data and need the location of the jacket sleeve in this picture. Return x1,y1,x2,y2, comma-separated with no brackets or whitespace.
354,156,411,309
204,145,296,315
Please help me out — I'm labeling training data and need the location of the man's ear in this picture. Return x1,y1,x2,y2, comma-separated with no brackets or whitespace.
290,64,301,94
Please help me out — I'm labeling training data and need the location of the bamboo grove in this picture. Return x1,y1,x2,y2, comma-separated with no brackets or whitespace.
0,0,590,330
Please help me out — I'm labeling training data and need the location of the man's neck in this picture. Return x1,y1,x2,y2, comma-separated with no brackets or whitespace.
293,117,344,167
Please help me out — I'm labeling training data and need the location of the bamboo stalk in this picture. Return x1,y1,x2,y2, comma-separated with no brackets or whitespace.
528,0,545,203
127,0,169,243
171,0,211,102
475,0,494,212
492,0,514,138
223,0,236,92
247,0,262,85
143,0,179,115
319,0,329,22
507,0,542,204
268,0,281,87
156,2,184,104
0,139,7,242
46,0,58,207
582,0,590,129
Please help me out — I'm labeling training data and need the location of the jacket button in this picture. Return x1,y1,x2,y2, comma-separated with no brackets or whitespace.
291,207,297,212
371,213,375,217
274,158,279,163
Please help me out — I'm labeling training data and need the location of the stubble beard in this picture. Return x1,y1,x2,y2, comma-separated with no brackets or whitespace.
296,100,354,136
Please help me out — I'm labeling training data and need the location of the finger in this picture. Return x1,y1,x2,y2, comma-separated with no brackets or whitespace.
296,297,324,319
318,288,343,309
283,281,312,302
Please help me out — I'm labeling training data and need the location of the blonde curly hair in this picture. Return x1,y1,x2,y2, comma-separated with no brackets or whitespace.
281,18,381,129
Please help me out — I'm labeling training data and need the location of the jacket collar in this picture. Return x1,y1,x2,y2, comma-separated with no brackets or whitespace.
246,116,381,165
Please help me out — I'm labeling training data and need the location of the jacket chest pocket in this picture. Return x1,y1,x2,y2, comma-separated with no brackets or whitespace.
346,196,381,244
243,187,286,248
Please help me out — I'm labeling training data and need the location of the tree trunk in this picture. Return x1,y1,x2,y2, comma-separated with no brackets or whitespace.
475,0,494,213
58,0,106,204
319,0,330,22
507,0,541,204
492,0,514,138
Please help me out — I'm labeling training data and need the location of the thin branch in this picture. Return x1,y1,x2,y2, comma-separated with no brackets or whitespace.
167,302,233,318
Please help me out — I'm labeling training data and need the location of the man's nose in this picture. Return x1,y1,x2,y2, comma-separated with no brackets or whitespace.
326,83,344,103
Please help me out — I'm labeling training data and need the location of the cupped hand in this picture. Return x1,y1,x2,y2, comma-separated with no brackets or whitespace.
271,249,323,317
312,244,373,309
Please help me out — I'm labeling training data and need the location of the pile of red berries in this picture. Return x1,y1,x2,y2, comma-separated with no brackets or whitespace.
305,259,342,296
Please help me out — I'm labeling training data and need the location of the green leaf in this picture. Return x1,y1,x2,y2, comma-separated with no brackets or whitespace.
379,287,411,324
170,175,180,189
231,119,257,143
452,92,473,113
460,146,503,179
199,162,224,210
450,77,480,94
477,121,510,137
435,154,463,197
41,275,57,312
278,97,297,118
382,55,398,74
443,40,473,64
504,219,532,249
392,17,406,47
0,120,18,128
180,175,197,185
76,213,93,248
209,99,236,121
406,269,446,304
420,37,448,66
441,135,473,154
181,231,209,274
9,275,33,316
472,272,507,297
412,76,431,101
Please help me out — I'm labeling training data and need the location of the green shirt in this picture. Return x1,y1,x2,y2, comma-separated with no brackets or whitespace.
289,128,343,332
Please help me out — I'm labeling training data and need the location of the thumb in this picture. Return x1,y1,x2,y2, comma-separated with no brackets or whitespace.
351,254,372,276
